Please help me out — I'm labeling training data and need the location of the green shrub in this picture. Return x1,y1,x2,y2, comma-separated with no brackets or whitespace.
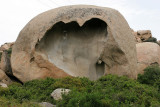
53,77,93,92
137,65,160,89
0,88,40,107
57,75,160,107
7,48,12,58
7,77,56,103
0,87,9,95
144,37,157,43
0,75,160,106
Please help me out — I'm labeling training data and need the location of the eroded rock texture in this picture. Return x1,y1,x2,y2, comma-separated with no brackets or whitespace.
0,69,12,85
0,50,12,76
36,19,107,80
132,30,153,43
136,42,160,74
11,5,137,82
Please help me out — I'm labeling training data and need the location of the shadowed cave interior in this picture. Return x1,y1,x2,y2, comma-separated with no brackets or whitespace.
36,18,108,80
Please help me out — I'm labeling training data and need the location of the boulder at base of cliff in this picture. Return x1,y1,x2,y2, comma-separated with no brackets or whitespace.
136,42,160,74
0,69,12,85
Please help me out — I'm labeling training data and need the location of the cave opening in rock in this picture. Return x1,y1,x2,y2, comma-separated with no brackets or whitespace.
36,18,108,80
96,61,105,79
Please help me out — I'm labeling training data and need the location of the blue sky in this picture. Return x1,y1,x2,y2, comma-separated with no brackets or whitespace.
0,0,160,45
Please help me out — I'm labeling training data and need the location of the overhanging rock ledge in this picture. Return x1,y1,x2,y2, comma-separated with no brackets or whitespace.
11,5,137,82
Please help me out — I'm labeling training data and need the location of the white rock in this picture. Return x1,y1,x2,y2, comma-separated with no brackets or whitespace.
0,82,8,88
39,102,55,107
51,88,71,100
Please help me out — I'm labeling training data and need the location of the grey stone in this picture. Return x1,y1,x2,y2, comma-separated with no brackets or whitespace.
0,82,8,88
51,88,71,100
39,102,55,107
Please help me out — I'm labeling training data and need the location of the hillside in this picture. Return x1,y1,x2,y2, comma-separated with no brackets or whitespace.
0,65,160,107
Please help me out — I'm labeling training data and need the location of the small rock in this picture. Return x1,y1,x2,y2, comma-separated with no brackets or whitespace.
0,82,8,88
132,30,152,43
137,30,152,41
51,88,71,100
39,102,56,107
0,69,12,85
0,42,14,51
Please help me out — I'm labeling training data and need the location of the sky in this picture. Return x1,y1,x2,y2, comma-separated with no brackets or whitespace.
0,0,160,45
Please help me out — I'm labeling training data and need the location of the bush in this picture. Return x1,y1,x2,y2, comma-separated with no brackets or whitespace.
138,65,160,87
57,75,160,107
0,88,40,107
53,77,93,92
144,37,157,43
7,48,12,57
0,96,40,107
7,77,56,103
0,75,160,106
0,77,93,105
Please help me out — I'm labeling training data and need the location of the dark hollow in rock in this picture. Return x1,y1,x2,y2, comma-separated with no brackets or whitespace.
36,18,107,80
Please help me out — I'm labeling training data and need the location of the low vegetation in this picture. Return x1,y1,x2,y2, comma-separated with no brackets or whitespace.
0,65,160,107
144,37,160,46
7,48,12,58
144,37,157,43
138,65,160,92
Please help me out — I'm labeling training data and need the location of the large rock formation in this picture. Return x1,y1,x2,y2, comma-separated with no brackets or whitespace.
137,30,152,41
0,50,12,76
0,42,14,52
11,5,137,82
132,30,152,43
136,42,160,74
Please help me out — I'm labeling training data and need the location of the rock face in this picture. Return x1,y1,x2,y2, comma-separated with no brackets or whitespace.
137,30,152,41
133,30,152,43
0,42,14,52
11,5,137,82
136,42,160,74
0,50,12,76
132,30,142,43
158,40,160,46
51,88,71,100
0,69,12,85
